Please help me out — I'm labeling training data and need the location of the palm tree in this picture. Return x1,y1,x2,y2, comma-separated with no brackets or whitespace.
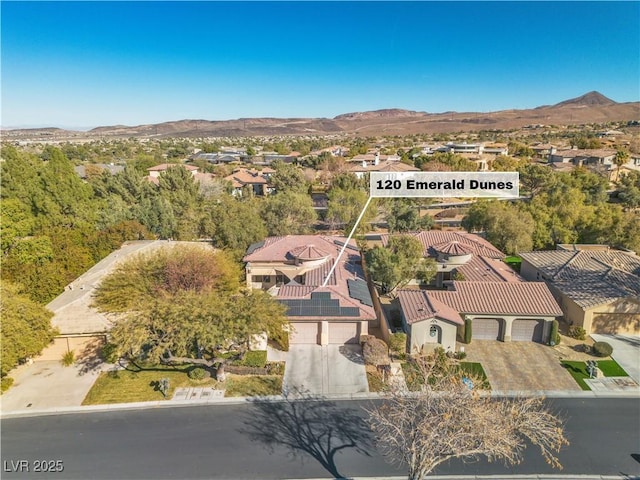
614,149,629,181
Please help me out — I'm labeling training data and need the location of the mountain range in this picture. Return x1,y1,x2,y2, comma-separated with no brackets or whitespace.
4,92,639,139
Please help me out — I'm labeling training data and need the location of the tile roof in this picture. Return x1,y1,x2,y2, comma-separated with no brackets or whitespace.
350,160,420,173
520,250,640,308
397,289,464,325
457,256,524,283
148,163,198,172
381,231,505,259
244,235,375,320
426,281,563,316
224,168,268,186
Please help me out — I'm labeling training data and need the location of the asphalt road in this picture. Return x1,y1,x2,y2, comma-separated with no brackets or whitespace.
1,398,639,479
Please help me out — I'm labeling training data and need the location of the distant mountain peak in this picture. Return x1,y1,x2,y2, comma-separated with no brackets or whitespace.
553,91,617,107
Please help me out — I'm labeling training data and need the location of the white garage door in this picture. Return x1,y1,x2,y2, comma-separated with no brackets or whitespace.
512,319,544,342
329,323,359,344
473,318,501,340
289,322,319,344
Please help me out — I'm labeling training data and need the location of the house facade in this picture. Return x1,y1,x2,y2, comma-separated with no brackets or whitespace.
397,281,562,353
243,235,378,345
520,246,640,335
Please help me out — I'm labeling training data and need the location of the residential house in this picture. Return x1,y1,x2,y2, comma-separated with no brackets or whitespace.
380,230,524,288
397,281,563,353
144,163,216,190
349,152,419,179
519,245,640,335
224,168,274,196
243,235,377,345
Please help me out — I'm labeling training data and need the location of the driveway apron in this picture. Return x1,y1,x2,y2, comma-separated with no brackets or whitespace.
283,345,368,395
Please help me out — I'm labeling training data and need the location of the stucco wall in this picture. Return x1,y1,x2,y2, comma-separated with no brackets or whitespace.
409,319,458,354
587,298,640,335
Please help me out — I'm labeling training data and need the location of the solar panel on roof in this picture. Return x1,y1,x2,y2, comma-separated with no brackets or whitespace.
311,292,331,300
347,279,374,307
246,241,265,255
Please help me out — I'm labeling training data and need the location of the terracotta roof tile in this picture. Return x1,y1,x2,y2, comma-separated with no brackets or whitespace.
427,281,562,316
397,289,464,325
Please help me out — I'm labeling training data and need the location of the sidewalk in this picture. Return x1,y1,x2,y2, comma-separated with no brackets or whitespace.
2,388,638,419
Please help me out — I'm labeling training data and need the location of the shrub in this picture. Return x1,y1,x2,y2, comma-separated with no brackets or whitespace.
187,367,207,380
266,362,285,375
593,341,613,357
101,343,120,363
454,351,467,360
464,318,472,344
238,350,267,368
568,326,587,341
1,377,14,393
61,350,75,367
550,320,560,346
362,337,390,366
388,332,407,356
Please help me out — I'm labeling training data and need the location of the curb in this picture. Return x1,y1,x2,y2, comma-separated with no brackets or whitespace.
1,389,638,419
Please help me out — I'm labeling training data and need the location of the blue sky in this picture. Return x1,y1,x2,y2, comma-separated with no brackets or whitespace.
2,1,639,128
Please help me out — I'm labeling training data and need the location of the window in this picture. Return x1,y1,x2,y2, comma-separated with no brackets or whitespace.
263,276,271,283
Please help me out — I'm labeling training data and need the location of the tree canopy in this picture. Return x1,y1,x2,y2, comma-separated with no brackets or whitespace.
0,282,57,378
93,245,288,364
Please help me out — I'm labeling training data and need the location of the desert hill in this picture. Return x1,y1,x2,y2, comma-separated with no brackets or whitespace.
4,92,638,139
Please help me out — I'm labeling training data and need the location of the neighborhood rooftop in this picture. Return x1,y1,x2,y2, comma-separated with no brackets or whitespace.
519,249,640,308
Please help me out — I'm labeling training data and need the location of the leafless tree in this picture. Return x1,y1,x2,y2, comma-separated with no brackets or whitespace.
365,360,569,479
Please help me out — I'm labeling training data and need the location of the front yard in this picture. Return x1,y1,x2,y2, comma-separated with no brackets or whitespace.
82,358,284,405
561,360,629,391
401,361,490,392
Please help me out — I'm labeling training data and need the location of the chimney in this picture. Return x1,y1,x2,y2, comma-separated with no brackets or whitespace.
374,152,380,165
362,160,367,168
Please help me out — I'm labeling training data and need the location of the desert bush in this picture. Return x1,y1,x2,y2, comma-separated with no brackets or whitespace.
568,326,587,341
101,343,119,363
363,337,390,366
1,377,14,393
187,367,207,380
593,341,613,357
61,350,75,367
388,332,407,356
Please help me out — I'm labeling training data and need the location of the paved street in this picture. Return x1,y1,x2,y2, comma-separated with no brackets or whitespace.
2,399,638,479
283,345,368,395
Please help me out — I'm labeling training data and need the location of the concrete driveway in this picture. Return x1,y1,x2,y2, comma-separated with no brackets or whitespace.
590,334,640,383
0,360,109,413
283,344,368,395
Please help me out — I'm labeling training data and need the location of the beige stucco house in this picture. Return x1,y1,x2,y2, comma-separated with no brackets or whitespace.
243,235,378,345
520,246,640,335
397,281,563,353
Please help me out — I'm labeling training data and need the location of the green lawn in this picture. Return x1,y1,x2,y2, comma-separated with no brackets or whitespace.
83,365,219,405
83,363,283,405
561,360,629,390
504,256,522,272
224,375,282,397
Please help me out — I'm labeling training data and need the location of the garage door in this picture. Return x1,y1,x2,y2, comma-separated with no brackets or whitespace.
329,323,359,344
289,322,319,344
473,318,501,340
512,319,544,342
592,313,640,335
